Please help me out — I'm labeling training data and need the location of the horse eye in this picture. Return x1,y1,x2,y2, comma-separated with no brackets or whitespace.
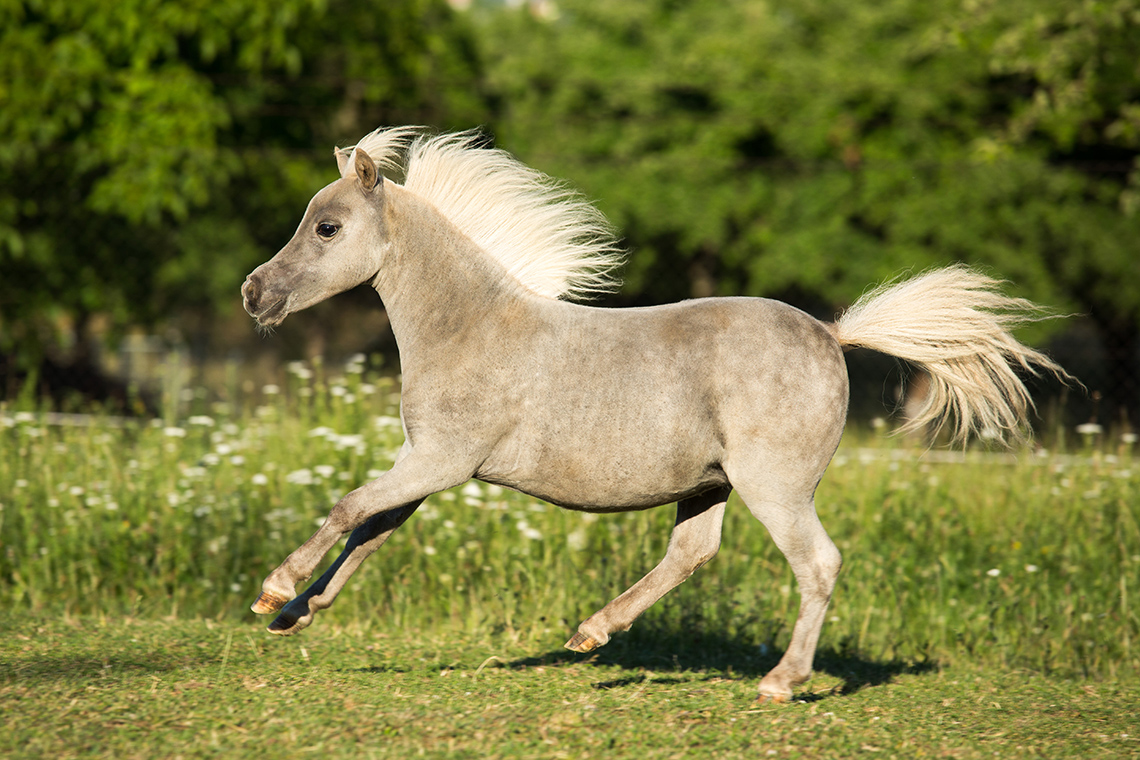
316,223,340,239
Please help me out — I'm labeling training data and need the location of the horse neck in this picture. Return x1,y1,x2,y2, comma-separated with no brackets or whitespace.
375,185,530,360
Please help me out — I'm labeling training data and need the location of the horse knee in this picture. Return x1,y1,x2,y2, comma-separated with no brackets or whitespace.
325,489,370,534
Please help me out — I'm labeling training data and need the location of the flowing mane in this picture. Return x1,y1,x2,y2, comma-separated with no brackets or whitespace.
336,127,626,300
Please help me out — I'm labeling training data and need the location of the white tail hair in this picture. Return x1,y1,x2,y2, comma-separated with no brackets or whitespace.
832,264,1071,445
337,126,627,301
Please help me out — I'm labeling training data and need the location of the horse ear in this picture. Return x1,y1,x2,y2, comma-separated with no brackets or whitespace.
354,148,380,193
335,147,351,177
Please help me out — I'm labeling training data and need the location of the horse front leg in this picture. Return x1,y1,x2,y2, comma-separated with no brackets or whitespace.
264,502,422,635
566,487,730,652
252,451,467,617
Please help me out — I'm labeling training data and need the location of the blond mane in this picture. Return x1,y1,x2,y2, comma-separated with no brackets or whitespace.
336,127,626,300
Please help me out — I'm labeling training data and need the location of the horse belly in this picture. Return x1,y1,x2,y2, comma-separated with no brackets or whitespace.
478,414,727,511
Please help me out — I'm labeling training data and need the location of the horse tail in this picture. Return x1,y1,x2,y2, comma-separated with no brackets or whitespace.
828,264,1072,445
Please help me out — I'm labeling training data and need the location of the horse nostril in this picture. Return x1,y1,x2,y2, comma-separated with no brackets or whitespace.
242,275,262,313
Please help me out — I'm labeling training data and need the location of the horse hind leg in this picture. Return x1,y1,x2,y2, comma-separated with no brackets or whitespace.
566,486,730,652
725,458,843,701
730,475,842,703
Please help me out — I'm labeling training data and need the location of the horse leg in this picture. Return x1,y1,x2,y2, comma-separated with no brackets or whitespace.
264,502,422,635
565,486,730,652
731,478,842,703
252,451,466,615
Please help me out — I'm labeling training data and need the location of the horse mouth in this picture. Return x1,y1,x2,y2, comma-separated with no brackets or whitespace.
251,296,289,327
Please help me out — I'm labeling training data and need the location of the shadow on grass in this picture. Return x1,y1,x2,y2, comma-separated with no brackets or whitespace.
3,650,187,684
509,627,937,700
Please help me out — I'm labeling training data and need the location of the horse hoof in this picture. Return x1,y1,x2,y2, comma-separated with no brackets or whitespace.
565,632,599,652
756,692,790,705
251,591,290,615
267,616,301,636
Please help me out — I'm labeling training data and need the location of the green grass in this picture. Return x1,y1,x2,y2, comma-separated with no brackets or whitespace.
2,617,1137,759
2,357,1138,757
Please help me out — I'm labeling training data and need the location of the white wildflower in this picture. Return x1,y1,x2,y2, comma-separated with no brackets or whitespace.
286,468,314,485
1076,423,1103,436
262,384,280,395
188,415,215,427
1025,564,1039,573
251,473,269,486
314,465,336,479
567,528,588,552
163,427,186,438
335,434,365,451
987,568,1001,577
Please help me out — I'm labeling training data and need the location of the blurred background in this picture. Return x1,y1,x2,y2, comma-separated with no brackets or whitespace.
1,0,1137,432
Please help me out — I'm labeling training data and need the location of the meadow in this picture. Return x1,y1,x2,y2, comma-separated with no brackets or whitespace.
1,356,1137,758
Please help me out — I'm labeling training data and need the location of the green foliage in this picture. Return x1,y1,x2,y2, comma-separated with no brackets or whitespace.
0,0,485,360
479,0,1140,326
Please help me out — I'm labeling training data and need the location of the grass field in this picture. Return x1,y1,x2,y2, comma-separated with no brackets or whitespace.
2,358,1138,757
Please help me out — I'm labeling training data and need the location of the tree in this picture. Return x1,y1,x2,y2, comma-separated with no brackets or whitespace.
0,0,486,377
477,0,1140,423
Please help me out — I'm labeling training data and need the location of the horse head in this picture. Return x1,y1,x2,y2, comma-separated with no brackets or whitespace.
242,149,388,328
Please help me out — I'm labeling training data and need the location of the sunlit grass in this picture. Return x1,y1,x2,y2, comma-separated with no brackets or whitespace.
1,357,1137,683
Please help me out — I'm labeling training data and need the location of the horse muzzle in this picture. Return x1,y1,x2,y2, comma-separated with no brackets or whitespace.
242,274,289,326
